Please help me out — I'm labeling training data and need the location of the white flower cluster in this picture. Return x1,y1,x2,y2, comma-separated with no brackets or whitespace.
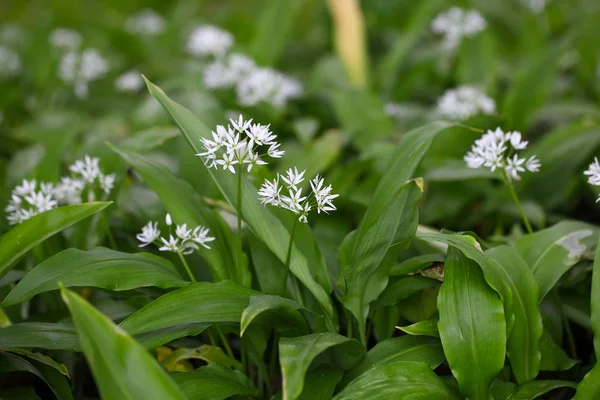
5,155,116,225
115,70,144,93
58,48,109,98
125,9,165,36
258,168,338,223
5,180,58,225
431,7,487,50
437,86,496,120
196,115,285,173
0,46,21,77
464,128,541,180
187,25,233,57
136,213,215,254
49,28,82,50
188,24,302,108
584,157,600,203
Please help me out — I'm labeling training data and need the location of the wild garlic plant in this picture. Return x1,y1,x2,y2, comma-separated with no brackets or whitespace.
196,115,284,277
584,157,600,203
437,86,496,120
258,168,338,296
136,213,215,282
464,127,541,232
431,7,487,50
5,155,116,225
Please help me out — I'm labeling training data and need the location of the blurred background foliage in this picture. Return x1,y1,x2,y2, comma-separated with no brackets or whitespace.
0,0,599,240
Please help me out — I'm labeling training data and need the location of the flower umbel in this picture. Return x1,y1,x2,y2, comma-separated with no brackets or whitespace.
431,7,486,50
136,214,215,253
258,169,339,223
437,86,496,120
584,157,600,203
464,128,541,180
196,115,283,173
5,180,58,225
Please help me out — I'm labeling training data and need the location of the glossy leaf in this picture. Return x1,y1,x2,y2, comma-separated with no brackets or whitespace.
573,364,600,400
143,78,333,324
373,276,440,309
161,345,242,372
397,318,440,337
61,287,186,399
486,246,542,383
437,247,506,400
0,202,111,278
0,322,80,351
340,335,444,388
0,352,73,400
340,121,451,342
120,280,257,335
240,295,309,336
507,380,576,400
135,324,209,349
539,330,577,371
171,365,257,400
334,361,461,400
112,145,240,285
297,366,343,400
279,333,364,400
516,221,598,299
391,253,445,276
3,247,187,306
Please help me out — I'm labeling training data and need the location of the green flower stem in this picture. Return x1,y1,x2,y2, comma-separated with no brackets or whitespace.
503,170,533,234
177,252,196,283
101,214,118,250
236,165,244,282
282,218,304,305
217,326,234,359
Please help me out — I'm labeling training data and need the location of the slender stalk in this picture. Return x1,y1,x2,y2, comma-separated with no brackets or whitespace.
282,218,299,294
217,326,234,359
346,309,353,339
268,332,278,389
236,165,244,282
502,170,533,234
177,253,196,283
101,214,117,250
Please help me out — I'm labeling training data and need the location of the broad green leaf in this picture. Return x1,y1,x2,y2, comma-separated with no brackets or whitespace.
437,247,506,400
7,348,69,377
373,276,440,309
143,78,333,325
516,221,598,299
279,333,364,400
0,352,73,400
391,253,445,276
0,322,80,351
507,380,576,400
573,364,600,400
240,295,309,336
61,287,186,400
120,281,257,335
171,365,257,400
340,121,451,343
333,361,461,400
486,246,542,383
250,0,300,65
0,202,111,278
340,336,444,389
539,330,577,371
592,237,600,358
0,306,10,327
161,345,242,372
118,127,179,152
112,145,240,285
397,318,440,337
3,247,187,306
135,324,209,349
297,366,343,400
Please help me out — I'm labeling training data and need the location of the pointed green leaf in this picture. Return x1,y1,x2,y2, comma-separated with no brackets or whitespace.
297,366,343,400
171,365,257,400
280,333,364,400
507,380,576,400
539,330,577,371
373,276,440,309
486,246,543,383
573,364,600,400
3,247,187,306
143,77,333,323
135,324,209,349
111,145,241,285
240,295,309,336
61,287,186,399
120,281,257,335
340,336,444,389
437,247,506,400
161,345,242,372
334,361,461,400
516,221,598,299
0,322,80,351
0,202,111,278
397,318,440,338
